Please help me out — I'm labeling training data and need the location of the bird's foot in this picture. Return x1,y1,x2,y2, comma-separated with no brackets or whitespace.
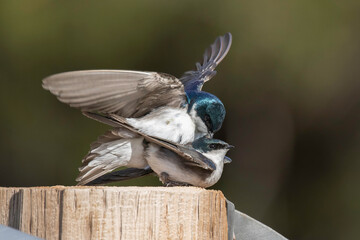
160,172,192,187
159,172,170,184
164,181,192,187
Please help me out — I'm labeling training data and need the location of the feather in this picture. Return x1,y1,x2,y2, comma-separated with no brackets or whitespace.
43,70,186,118
180,33,232,91
76,128,145,186
84,167,154,186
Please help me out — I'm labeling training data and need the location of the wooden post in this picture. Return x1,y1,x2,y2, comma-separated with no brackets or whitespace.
0,186,228,240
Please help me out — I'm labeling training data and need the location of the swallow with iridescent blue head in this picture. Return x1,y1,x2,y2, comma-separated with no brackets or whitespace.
42,33,232,144
74,113,233,187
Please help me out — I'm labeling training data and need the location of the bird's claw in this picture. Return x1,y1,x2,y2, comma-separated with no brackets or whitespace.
160,172,192,187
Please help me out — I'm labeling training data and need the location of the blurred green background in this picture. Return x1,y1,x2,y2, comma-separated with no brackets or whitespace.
1,1,360,239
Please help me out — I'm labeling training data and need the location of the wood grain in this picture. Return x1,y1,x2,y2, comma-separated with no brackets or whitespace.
0,186,228,240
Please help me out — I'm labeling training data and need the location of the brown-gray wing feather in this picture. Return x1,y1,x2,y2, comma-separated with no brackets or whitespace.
42,70,186,117
180,33,232,91
83,112,216,171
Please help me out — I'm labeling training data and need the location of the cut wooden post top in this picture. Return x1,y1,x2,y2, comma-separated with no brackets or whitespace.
1,185,223,192
0,186,228,240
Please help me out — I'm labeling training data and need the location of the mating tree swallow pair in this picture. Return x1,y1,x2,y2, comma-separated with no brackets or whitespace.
43,33,233,187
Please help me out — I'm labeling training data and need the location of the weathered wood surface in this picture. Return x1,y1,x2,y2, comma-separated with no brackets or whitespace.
0,186,228,240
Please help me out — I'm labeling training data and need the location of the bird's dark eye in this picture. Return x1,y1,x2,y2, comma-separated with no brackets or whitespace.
204,114,212,130
209,143,217,149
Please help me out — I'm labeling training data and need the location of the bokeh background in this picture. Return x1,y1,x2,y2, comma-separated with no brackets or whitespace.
1,1,360,239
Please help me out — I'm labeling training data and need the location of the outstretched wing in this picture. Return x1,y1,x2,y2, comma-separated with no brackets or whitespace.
83,112,216,171
180,33,232,91
42,70,186,118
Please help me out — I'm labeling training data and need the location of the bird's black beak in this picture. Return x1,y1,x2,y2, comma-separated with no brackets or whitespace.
226,144,234,149
224,156,232,164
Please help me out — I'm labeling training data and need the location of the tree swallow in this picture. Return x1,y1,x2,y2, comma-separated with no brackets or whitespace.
147,137,233,187
42,33,232,144
76,112,233,187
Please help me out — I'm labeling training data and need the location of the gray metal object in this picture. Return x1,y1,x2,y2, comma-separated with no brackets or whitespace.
226,200,287,240
227,200,236,240
0,225,42,240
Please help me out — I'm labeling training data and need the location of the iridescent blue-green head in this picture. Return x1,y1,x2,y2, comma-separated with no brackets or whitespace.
186,91,226,136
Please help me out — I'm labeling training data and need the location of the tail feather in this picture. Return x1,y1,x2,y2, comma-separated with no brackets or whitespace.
85,167,154,186
76,129,143,186
76,166,111,186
